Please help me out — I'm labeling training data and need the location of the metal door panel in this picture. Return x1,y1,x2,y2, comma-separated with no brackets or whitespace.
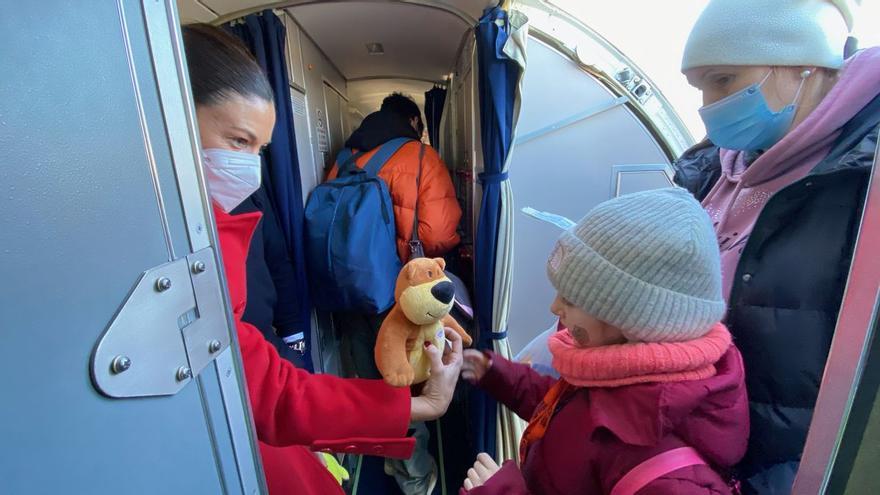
283,14,307,91
506,38,672,354
793,135,880,494
0,1,261,493
200,350,260,494
323,82,344,159
124,0,193,259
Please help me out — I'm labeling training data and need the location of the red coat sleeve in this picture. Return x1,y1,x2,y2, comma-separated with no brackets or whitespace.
237,319,416,459
478,352,558,421
461,461,530,495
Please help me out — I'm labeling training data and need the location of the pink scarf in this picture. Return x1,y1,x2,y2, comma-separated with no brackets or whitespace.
549,324,732,388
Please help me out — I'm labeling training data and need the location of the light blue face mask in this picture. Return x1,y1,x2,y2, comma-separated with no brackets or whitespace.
699,71,808,152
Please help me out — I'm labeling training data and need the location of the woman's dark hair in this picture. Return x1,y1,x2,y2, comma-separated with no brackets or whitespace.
182,23,274,106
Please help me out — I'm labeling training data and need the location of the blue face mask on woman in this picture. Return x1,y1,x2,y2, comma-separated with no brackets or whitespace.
699,70,810,152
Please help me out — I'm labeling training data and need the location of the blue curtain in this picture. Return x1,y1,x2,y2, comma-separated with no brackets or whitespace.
226,11,313,371
471,6,521,459
424,86,447,148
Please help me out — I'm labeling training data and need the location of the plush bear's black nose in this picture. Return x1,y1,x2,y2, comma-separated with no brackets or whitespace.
431,281,455,304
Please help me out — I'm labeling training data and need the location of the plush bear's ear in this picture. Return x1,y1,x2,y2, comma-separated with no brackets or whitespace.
407,262,420,280
434,258,446,271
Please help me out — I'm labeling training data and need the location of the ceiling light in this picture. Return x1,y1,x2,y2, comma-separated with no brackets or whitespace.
366,42,385,55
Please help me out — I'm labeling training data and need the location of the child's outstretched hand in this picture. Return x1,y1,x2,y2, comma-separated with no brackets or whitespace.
461,350,491,384
463,453,501,491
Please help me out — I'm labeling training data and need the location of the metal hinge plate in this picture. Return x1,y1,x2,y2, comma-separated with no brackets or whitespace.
91,247,230,398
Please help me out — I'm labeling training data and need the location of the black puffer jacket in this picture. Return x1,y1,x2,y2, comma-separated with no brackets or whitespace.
233,186,308,369
674,94,878,494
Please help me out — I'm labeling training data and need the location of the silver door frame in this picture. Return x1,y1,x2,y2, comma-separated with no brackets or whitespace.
141,1,267,492
793,134,880,494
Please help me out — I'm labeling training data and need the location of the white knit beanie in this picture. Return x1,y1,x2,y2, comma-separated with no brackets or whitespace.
682,0,860,71
546,188,726,342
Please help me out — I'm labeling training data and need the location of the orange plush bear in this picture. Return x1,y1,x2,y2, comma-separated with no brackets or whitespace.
375,258,473,387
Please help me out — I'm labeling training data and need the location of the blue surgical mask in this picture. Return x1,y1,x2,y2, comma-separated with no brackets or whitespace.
699,71,808,152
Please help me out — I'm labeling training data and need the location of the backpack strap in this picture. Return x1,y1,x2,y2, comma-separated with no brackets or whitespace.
362,137,413,177
336,148,365,177
337,147,354,167
610,447,708,495
408,143,426,260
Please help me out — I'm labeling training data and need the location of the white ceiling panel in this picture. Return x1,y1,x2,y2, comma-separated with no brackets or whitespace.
177,0,219,23
290,2,466,80
177,1,497,80
433,0,497,22
348,78,434,117
194,1,495,24
199,0,269,16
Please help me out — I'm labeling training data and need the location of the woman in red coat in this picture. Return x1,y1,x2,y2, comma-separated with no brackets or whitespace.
182,24,464,494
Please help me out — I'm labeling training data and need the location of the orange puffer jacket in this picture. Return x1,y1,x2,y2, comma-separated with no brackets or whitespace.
328,140,462,261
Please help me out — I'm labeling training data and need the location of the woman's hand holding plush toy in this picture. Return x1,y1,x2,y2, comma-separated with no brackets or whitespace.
410,327,464,422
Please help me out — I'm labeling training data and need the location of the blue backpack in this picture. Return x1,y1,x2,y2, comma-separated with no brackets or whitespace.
305,137,412,314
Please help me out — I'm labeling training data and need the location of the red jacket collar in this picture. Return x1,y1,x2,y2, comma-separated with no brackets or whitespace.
212,205,262,318
213,205,262,235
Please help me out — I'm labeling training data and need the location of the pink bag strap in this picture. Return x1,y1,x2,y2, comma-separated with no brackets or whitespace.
610,447,707,495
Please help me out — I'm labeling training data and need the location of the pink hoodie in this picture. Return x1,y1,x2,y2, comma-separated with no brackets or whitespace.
704,47,880,298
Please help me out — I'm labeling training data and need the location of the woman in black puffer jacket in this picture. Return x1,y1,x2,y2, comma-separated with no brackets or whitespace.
675,0,879,493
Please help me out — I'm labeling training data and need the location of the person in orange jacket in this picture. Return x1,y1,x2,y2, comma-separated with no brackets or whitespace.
327,94,462,261
325,93,463,493
326,93,463,379
182,24,464,495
